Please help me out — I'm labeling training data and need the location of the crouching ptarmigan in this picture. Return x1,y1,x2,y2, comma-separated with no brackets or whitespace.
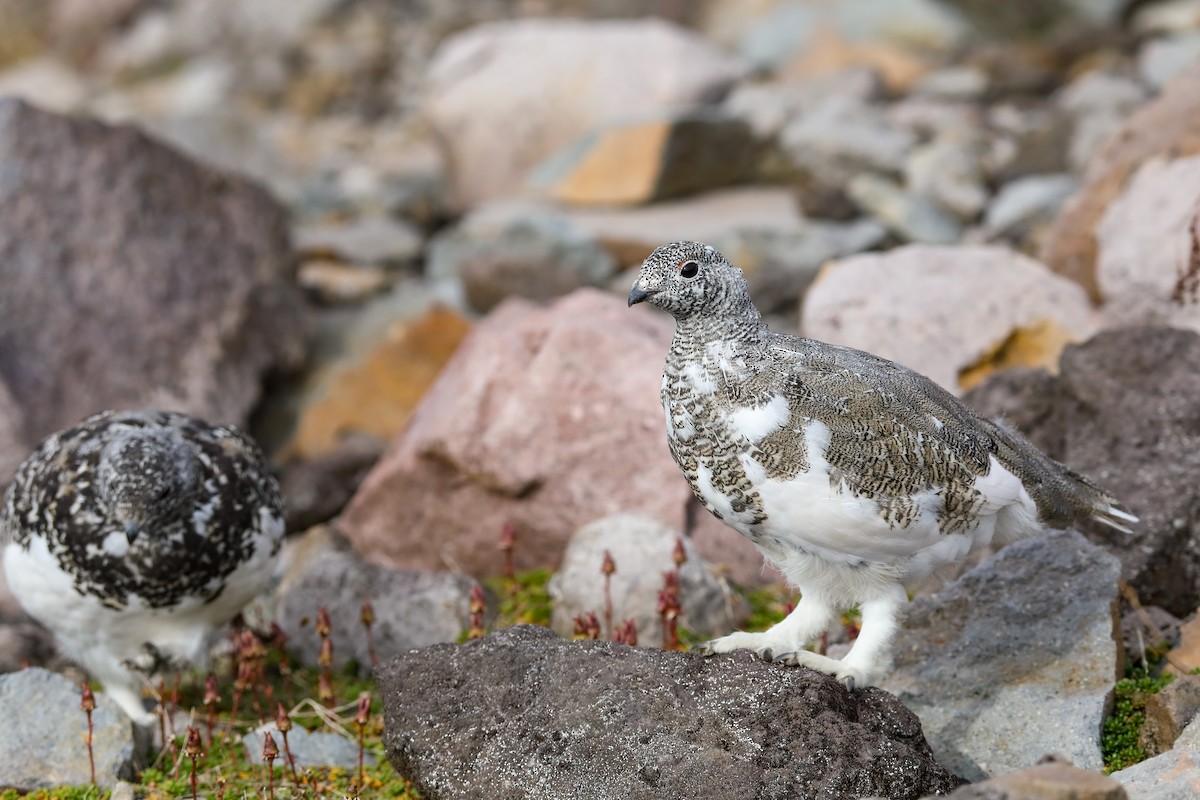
628,241,1137,690
1,410,285,725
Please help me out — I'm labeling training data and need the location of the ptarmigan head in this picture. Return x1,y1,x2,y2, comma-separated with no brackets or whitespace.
627,241,751,321
97,427,202,543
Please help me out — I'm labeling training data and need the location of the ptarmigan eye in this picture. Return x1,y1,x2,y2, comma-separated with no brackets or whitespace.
680,261,699,279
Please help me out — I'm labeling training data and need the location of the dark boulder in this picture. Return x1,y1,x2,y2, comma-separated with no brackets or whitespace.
378,624,964,800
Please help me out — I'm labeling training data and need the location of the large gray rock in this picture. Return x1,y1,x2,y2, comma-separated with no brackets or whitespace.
547,514,736,643
378,625,964,800
964,327,1200,615
277,527,474,674
882,530,1122,781
0,98,308,486
0,668,138,789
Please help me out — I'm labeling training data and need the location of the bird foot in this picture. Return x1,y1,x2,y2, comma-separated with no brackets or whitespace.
770,649,867,691
693,634,867,690
123,642,185,675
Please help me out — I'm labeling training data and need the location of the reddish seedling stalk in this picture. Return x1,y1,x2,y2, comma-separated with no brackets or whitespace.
360,600,379,667
499,521,516,584
614,619,638,646
672,537,687,569
467,583,487,640
318,671,335,709
601,549,616,639
230,658,253,730
658,570,682,650
275,701,298,781
80,681,96,785
355,692,371,793
237,630,269,718
185,726,202,800
316,607,335,708
270,623,292,676
573,611,601,640
318,636,336,708
263,731,279,800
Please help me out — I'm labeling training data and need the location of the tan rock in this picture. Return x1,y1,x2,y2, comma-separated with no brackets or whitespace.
943,760,1127,800
1166,615,1200,677
1095,155,1200,332
780,26,933,94
297,259,390,305
335,289,768,583
802,245,1101,394
284,306,470,460
423,18,743,208
1141,675,1200,758
1040,62,1200,298
534,111,758,207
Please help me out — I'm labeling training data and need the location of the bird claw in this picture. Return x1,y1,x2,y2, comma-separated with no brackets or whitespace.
691,641,718,657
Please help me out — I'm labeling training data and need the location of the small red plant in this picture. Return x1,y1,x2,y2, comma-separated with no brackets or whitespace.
601,549,616,639
185,726,203,800
658,570,682,650
355,692,371,792
672,536,687,569
203,673,220,741
467,583,487,640
318,636,336,708
361,600,379,667
275,701,298,780
499,521,516,582
613,619,638,646
573,611,601,640
80,681,96,785
263,731,279,800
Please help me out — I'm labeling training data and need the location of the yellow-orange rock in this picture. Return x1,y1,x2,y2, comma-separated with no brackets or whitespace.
285,306,470,460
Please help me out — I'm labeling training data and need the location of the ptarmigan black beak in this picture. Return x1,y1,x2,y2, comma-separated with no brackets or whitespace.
628,285,655,306
124,520,141,544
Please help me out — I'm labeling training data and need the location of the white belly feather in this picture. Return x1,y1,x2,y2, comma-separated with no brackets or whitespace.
683,389,1041,601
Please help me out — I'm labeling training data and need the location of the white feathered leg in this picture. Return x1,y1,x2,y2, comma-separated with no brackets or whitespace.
695,592,837,660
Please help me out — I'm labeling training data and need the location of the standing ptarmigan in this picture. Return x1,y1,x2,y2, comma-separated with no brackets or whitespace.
628,241,1137,689
1,410,285,724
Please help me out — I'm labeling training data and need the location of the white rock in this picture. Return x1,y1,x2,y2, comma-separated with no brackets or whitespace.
1132,0,1200,35
802,245,1102,394
984,174,1080,238
422,19,744,207
847,174,963,243
1139,33,1200,90
0,57,88,113
781,96,917,187
548,514,735,642
1055,71,1149,173
1096,154,1200,332
904,134,989,219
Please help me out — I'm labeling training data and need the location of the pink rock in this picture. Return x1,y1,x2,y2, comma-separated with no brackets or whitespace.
336,288,766,584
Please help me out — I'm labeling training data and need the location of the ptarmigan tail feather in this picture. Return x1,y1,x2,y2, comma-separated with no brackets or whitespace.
1095,503,1139,536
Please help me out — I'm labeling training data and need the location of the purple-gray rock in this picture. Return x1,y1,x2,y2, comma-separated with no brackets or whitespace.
277,527,474,674
964,326,1200,615
0,98,308,486
378,624,964,800
883,530,1122,780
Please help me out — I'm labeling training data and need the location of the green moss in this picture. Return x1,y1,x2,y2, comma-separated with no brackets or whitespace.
0,789,108,800
1101,670,1174,772
743,584,793,632
488,568,554,628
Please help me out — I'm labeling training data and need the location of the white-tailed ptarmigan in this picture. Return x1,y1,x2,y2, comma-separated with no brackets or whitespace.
1,410,285,724
628,241,1136,689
